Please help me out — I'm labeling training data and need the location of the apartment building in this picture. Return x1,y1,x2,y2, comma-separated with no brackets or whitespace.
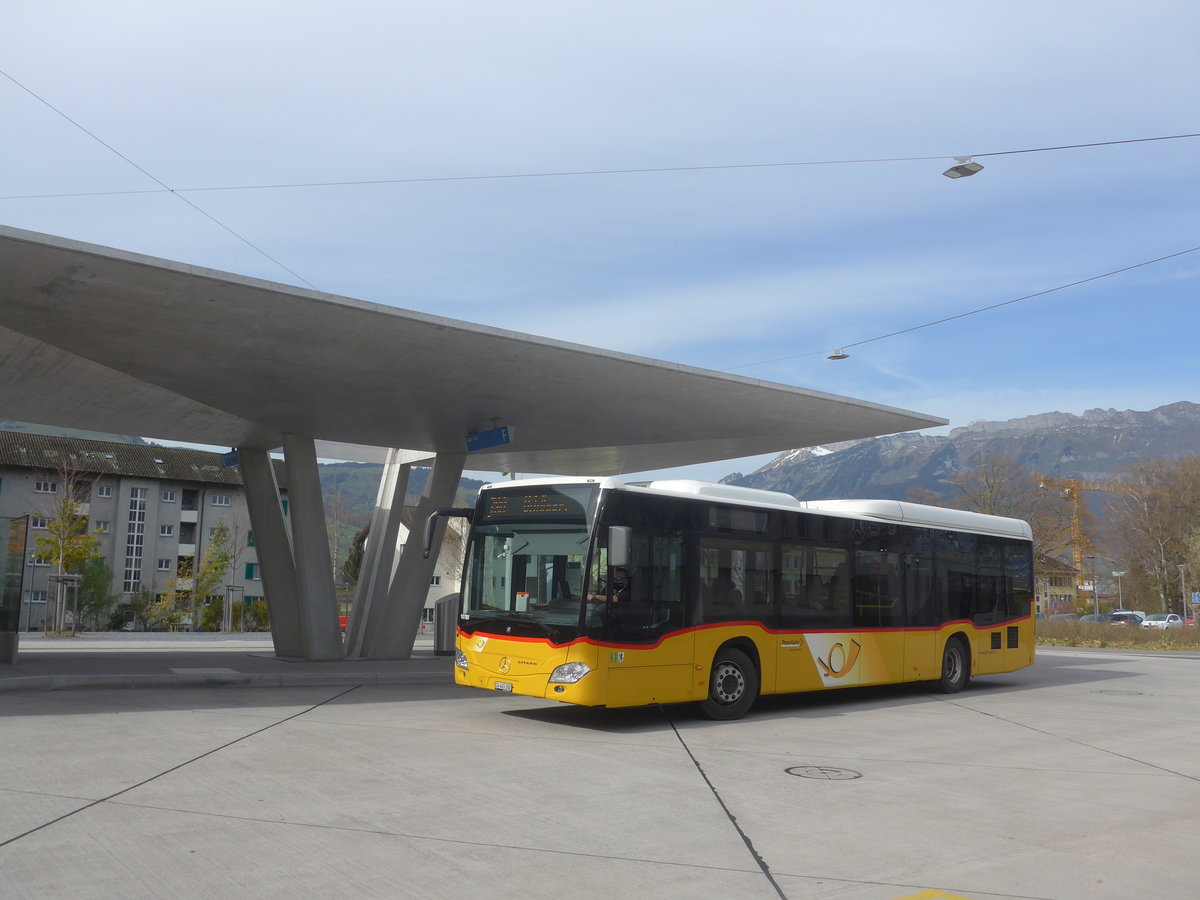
1036,556,1080,615
0,431,276,631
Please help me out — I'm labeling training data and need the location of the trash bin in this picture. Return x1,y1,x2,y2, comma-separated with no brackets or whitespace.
434,594,460,657
1,516,29,665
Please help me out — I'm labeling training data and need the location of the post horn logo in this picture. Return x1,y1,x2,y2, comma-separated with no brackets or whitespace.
816,639,862,679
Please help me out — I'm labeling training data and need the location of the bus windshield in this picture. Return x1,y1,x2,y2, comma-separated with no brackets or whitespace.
460,484,599,642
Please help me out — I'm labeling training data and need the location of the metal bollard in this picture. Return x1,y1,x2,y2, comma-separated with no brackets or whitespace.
433,594,460,657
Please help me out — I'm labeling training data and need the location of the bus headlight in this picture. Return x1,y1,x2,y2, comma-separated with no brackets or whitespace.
455,649,469,671
548,662,591,684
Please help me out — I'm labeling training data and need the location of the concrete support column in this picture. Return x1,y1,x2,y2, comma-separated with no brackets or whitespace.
359,451,465,659
343,450,412,658
238,446,302,658
280,434,343,660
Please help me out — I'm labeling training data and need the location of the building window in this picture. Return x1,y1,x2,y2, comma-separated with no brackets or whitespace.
93,520,110,533
212,495,231,507
430,575,441,586
157,558,173,571
123,487,148,592
28,590,48,604
245,563,261,581
95,485,113,498
35,481,58,494
162,490,177,503
160,524,174,537
29,553,51,567
30,516,48,530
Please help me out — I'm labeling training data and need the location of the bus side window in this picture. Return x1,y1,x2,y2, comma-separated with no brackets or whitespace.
699,540,773,625
780,545,850,629
934,531,976,622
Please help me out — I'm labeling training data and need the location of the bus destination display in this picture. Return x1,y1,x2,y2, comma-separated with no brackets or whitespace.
482,491,581,522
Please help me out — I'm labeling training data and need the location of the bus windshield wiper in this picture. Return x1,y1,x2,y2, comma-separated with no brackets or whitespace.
479,614,561,642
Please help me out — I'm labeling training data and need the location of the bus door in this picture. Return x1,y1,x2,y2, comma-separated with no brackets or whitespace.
852,523,906,686
777,543,855,692
593,526,693,706
902,539,938,681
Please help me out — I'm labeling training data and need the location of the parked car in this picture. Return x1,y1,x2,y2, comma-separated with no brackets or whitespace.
1078,614,1113,624
1049,613,1080,621
1142,613,1183,630
1109,611,1145,626
1111,609,1147,621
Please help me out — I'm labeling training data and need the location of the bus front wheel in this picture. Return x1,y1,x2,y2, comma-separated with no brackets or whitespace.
938,636,970,693
700,647,758,720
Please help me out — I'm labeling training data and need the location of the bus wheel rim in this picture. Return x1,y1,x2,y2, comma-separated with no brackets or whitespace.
945,647,962,682
713,662,745,703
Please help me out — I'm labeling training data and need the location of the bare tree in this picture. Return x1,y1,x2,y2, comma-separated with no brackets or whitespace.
1107,457,1200,614
944,454,1074,562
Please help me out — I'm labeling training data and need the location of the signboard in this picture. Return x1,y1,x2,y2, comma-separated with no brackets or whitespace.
466,425,513,453
220,450,240,468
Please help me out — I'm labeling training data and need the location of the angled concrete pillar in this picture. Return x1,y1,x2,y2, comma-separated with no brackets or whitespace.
280,434,343,660
238,446,303,658
239,438,342,661
358,451,465,659
343,449,413,658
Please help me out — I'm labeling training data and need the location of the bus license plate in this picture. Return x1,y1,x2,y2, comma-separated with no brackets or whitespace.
494,681,513,692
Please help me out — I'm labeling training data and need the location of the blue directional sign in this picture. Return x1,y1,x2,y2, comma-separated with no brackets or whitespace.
466,425,513,453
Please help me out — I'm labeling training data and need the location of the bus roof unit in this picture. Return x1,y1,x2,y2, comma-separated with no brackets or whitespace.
796,498,1032,540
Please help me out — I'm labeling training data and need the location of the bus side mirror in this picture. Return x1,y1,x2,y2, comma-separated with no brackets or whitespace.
607,526,632,568
424,507,474,558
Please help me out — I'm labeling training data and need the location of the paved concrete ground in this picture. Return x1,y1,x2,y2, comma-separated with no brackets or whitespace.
2,641,1199,899
2,633,447,692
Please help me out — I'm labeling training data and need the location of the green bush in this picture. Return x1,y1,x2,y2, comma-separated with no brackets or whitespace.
199,598,224,632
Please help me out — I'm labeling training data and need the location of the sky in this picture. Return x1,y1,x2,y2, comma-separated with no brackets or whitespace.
3,1,1198,483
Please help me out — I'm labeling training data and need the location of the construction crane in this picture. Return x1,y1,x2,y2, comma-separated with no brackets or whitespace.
1035,474,1134,598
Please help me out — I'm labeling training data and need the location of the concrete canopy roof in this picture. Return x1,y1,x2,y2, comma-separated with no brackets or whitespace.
0,225,946,475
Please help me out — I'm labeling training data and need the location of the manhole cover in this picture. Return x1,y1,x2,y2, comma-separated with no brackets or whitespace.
786,765,862,780
1092,689,1145,696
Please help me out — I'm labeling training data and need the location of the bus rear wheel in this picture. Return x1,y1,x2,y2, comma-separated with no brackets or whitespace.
938,636,970,693
700,647,758,720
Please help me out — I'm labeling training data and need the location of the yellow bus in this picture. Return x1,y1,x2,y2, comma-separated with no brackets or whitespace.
434,477,1034,719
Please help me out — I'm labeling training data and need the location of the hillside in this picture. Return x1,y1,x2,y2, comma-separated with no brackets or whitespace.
733,401,1200,501
320,462,487,567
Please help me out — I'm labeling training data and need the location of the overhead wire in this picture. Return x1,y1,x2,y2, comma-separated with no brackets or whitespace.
4,64,1199,348
2,128,1199,202
0,68,318,289
722,244,1200,371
